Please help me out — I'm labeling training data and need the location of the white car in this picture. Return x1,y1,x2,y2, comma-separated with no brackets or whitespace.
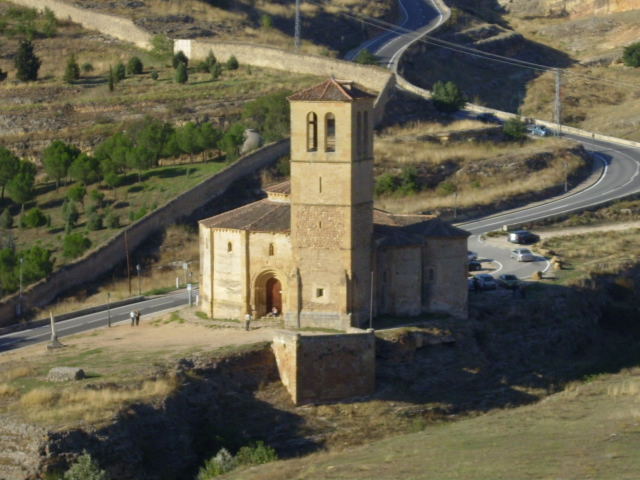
511,248,535,262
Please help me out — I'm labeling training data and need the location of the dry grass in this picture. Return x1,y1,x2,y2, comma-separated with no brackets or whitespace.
374,121,586,214
0,383,18,397
0,365,34,382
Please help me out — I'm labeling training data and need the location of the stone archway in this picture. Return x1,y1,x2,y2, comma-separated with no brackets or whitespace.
254,270,285,318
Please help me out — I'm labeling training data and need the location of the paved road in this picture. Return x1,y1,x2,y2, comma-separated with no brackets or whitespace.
345,0,444,70
0,290,193,353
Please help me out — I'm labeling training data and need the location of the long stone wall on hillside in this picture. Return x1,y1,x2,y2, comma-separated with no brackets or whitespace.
0,141,289,325
174,39,395,124
497,0,640,17
7,0,152,48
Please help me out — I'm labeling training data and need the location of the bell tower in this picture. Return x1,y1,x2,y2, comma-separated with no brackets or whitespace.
287,79,375,329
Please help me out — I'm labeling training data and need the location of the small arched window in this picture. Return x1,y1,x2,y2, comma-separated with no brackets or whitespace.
227,242,233,253
325,113,336,152
307,112,318,152
268,243,274,256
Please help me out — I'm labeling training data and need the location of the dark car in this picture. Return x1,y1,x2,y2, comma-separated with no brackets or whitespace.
477,112,499,124
468,260,482,271
508,230,539,244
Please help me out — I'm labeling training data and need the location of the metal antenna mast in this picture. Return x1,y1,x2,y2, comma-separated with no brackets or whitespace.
294,0,301,50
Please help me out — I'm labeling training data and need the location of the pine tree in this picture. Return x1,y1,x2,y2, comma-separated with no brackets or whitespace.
63,54,80,83
14,40,41,82
108,66,114,92
175,62,188,84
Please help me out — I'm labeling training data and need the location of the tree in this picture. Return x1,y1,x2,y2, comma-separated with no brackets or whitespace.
114,62,126,82
226,55,239,70
242,90,291,141
108,66,114,92
0,69,7,83
21,245,53,283
355,49,379,65
175,62,188,84
42,140,80,189
150,34,174,60
7,160,36,216
63,232,91,258
622,42,640,68
14,39,40,82
260,14,273,29
86,212,103,231
204,50,217,70
432,80,466,113
0,247,17,293
172,50,189,69
63,451,109,480
62,200,79,230
503,117,527,140
220,123,246,161
0,146,20,200
81,62,94,73
63,54,80,83
127,56,143,75
69,153,100,185
95,132,132,174
67,183,86,205
21,207,46,228
42,7,57,37
105,212,119,229
210,62,222,80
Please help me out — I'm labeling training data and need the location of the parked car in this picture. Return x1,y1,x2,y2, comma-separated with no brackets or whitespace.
508,230,539,244
527,124,550,137
468,260,482,271
498,274,519,289
468,250,478,261
475,273,497,290
511,248,535,262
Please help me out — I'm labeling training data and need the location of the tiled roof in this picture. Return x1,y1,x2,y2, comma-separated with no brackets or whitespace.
264,181,291,195
288,78,375,102
199,199,290,232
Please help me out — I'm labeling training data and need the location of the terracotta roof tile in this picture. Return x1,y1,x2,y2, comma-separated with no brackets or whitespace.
264,181,291,195
199,199,290,232
288,78,375,102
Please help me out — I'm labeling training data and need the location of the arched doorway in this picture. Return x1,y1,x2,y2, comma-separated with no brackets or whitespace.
254,270,285,318
266,277,282,315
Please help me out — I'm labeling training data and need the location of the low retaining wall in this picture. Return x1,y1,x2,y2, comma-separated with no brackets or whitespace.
0,141,289,325
174,39,395,124
272,330,375,404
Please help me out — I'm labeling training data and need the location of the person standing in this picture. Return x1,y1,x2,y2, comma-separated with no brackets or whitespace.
244,313,252,331
130,310,135,327
135,310,141,326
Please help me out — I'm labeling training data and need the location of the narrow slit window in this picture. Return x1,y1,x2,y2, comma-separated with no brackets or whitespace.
307,112,318,152
227,242,233,253
316,288,324,298
268,243,274,256
319,176,322,193
325,113,336,152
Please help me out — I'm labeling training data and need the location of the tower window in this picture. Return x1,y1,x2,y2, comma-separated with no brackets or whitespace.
316,288,324,298
325,113,336,152
268,243,274,256
307,112,318,152
319,176,322,193
227,242,233,253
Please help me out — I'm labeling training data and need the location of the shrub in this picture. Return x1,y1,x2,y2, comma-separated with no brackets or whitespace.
432,80,466,113
87,213,103,231
150,34,174,60
81,62,94,73
355,48,379,65
63,451,109,480
127,56,143,75
503,117,527,140
210,62,222,80
172,50,189,69
67,183,86,204
0,209,13,229
260,14,273,29
622,42,640,68
63,54,80,83
105,212,120,229
129,206,148,222
197,448,236,479
21,207,46,228
226,55,239,70
150,70,159,80
14,39,40,82
89,189,105,208
235,441,278,466
375,173,398,196
436,180,457,196
62,200,79,229
114,62,126,81
175,62,188,84
63,233,91,258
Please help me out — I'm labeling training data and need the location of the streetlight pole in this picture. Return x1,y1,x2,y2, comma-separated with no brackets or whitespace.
136,264,141,296
18,257,23,316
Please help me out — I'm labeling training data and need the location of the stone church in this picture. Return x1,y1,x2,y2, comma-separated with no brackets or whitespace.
199,78,469,330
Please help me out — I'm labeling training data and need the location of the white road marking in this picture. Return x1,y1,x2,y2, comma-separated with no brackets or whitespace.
492,260,503,274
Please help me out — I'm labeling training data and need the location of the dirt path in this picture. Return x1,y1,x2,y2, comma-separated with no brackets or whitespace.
536,221,640,239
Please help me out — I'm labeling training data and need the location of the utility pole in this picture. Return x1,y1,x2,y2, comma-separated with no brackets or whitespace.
107,292,111,328
124,231,132,296
554,68,562,137
294,0,301,50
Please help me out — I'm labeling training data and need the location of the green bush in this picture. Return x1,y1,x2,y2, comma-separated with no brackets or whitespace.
172,50,189,69
62,200,79,229
63,54,80,83
129,206,148,222
503,117,527,140
63,233,91,259
87,213,103,231
105,212,120,229
114,62,126,81
150,34,174,60
150,70,159,80
81,62,94,73
436,181,457,196
63,451,109,480
21,207,46,228
432,80,466,113
197,448,235,479
375,173,398,196
126,56,143,75
210,62,222,80
226,55,239,70
260,14,273,29
175,62,188,84
355,48,379,65
14,39,40,82
89,189,105,208
0,209,13,229
67,183,86,204
235,441,278,466
622,42,640,68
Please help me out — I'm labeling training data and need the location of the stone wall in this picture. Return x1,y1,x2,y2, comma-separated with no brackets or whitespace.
175,39,395,125
7,0,152,48
0,141,290,325
497,0,640,17
271,330,375,404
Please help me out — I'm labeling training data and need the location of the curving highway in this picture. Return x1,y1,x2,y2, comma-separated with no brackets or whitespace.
349,0,640,278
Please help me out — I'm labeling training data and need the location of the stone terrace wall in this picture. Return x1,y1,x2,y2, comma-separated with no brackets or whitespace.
175,39,396,124
272,330,375,404
0,141,289,325
8,0,152,48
